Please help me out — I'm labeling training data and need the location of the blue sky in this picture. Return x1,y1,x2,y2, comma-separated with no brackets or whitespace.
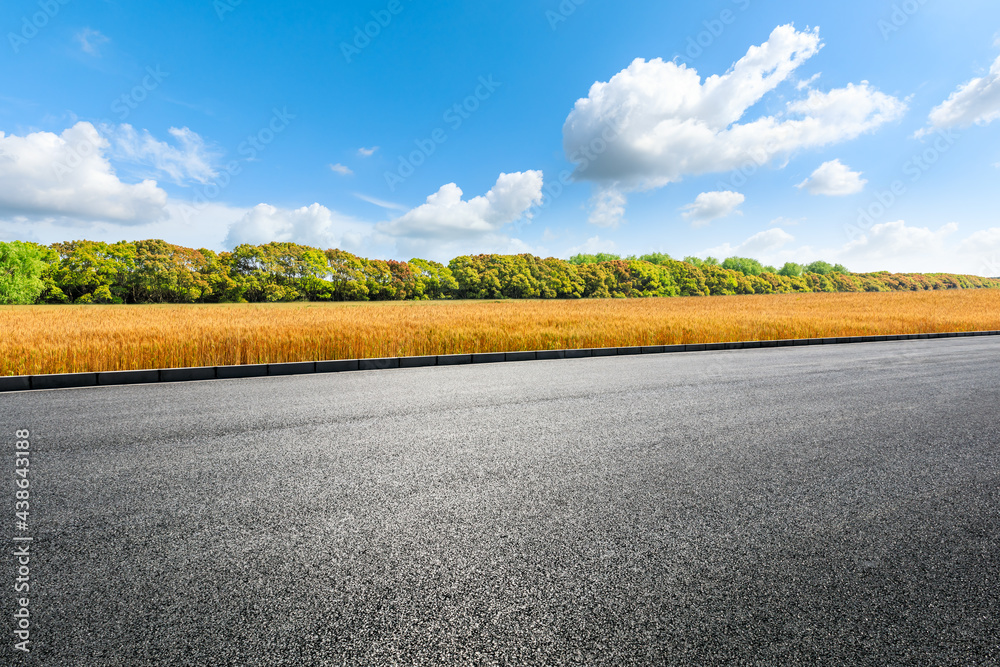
2,0,1000,274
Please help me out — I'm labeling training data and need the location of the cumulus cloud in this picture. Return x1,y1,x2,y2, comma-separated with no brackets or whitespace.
565,235,618,257
371,171,544,259
377,171,543,241
842,220,959,261
969,231,1000,276
958,227,1000,278
562,24,906,226
357,146,379,157
681,191,745,226
0,122,167,224
223,203,370,250
838,220,963,272
796,159,867,196
701,221,1000,276
330,163,353,176
919,53,1000,136
958,227,1000,254
704,227,795,260
843,222,1000,276
103,124,219,184
588,189,627,228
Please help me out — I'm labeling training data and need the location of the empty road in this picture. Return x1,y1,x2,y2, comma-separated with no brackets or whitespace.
3,338,999,666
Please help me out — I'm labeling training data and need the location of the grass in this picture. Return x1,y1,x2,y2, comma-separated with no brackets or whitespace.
2,290,1000,376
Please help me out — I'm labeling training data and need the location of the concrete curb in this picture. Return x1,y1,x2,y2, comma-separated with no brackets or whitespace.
3,330,999,393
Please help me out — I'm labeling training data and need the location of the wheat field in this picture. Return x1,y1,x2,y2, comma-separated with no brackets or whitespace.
2,290,999,376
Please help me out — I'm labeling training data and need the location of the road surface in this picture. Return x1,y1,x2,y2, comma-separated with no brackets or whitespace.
3,338,999,665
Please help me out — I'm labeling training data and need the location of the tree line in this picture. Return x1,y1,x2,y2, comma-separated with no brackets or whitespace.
0,239,997,305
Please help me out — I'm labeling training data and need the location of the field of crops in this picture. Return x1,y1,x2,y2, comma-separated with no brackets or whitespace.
2,290,1000,376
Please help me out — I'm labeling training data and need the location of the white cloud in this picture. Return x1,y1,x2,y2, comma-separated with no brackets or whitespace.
401,234,542,261
565,235,617,257
377,171,543,241
839,220,960,272
373,171,544,260
224,173,545,258
843,220,958,260
958,226,1000,253
681,190,745,226
919,53,1000,135
224,203,370,250
955,227,1000,276
704,227,795,260
103,124,219,184
330,163,353,176
76,28,109,56
699,221,1000,276
563,24,906,226
797,73,821,90
796,159,867,196
1,199,261,252
353,192,407,211
0,122,167,224
588,189,627,228
357,146,379,157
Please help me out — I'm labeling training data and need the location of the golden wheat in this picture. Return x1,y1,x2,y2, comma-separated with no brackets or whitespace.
1,290,999,376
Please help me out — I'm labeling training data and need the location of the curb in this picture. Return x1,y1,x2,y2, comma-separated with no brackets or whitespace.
2,330,999,393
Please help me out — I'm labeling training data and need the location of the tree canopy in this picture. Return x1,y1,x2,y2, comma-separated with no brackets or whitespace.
0,239,996,305
0,241,45,305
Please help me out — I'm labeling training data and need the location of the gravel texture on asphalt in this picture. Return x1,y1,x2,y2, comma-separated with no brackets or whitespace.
2,338,999,666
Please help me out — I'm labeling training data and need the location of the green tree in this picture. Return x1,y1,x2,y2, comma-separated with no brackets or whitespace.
568,252,622,265
323,249,370,301
49,240,137,303
0,241,45,304
805,260,836,276
721,256,767,276
685,256,720,268
778,262,804,277
636,252,673,266
536,257,585,299
409,258,458,300
226,242,329,302
701,265,741,295
130,240,219,303
657,258,708,296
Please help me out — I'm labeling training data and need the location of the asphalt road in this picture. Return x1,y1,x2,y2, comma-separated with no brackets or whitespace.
3,338,1000,666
